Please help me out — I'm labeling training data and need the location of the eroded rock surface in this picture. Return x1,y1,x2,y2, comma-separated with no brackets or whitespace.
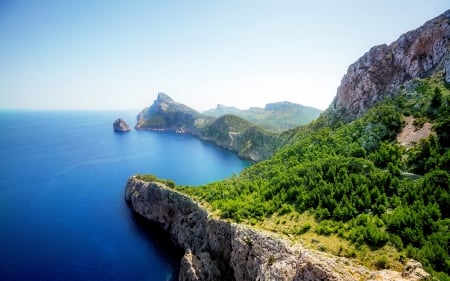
125,177,429,281
330,10,450,122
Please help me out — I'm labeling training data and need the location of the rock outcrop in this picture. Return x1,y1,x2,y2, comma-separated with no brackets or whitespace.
329,10,450,122
113,118,131,132
125,177,429,281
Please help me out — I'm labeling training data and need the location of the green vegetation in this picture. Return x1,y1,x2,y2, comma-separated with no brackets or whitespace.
174,72,450,278
201,114,280,160
135,174,176,188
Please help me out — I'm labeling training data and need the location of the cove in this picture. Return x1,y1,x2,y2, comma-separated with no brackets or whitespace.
0,111,250,281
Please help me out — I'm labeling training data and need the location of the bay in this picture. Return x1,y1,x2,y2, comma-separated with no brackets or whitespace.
0,111,250,281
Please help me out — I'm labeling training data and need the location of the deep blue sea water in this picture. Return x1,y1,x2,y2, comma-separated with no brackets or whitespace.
0,111,250,281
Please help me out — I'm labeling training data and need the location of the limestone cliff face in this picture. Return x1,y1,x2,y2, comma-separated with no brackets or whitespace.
125,177,428,281
330,10,450,122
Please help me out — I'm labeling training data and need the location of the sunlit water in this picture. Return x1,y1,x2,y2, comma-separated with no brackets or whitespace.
0,111,249,281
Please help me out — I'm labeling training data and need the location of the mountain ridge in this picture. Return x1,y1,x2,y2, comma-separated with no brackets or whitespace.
203,102,321,132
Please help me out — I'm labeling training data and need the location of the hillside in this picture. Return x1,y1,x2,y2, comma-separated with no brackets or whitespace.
203,102,321,132
179,70,450,280
175,10,450,279
131,10,450,280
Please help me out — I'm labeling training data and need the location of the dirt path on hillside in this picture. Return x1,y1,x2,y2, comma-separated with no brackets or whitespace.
397,116,433,147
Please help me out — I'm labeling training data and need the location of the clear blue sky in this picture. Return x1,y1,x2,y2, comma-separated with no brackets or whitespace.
1,1,448,111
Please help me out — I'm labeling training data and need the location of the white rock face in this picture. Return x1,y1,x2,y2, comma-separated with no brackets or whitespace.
125,177,429,281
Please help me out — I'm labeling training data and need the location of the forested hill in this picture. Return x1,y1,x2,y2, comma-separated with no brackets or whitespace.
176,10,450,279
203,102,321,132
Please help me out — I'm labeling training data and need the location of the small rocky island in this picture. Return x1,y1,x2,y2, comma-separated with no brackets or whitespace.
113,118,131,132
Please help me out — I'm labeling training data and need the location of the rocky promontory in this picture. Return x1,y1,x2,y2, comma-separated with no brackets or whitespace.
113,118,131,132
125,177,429,281
329,9,450,122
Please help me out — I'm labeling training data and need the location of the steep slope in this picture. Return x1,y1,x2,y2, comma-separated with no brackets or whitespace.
203,102,321,132
326,9,450,122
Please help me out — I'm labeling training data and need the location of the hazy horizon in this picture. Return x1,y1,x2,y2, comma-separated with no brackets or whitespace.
1,1,448,112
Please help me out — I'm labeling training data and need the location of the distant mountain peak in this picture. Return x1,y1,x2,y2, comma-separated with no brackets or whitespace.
156,92,175,104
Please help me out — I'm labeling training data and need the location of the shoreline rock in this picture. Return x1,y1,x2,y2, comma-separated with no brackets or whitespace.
113,118,131,132
125,177,429,281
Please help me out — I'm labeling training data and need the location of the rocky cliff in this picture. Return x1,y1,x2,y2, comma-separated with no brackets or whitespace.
113,118,131,132
125,177,429,281
329,10,450,122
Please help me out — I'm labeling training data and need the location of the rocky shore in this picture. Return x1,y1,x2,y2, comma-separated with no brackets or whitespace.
125,177,429,281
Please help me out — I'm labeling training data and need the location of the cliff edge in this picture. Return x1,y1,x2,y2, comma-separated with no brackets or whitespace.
125,177,429,281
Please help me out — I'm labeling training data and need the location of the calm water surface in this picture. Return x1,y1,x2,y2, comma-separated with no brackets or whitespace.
0,111,250,281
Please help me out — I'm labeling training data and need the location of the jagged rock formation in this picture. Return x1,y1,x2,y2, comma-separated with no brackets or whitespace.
329,10,450,122
113,118,131,132
135,93,279,161
203,102,321,132
125,177,429,281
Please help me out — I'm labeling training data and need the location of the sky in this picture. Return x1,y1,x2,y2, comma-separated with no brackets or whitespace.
0,1,448,112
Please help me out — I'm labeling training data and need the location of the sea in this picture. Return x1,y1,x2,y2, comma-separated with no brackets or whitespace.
0,111,250,281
